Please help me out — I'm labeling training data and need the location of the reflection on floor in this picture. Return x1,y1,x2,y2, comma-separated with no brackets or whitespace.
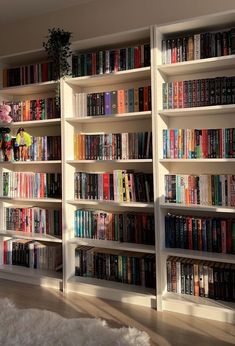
0,279,234,346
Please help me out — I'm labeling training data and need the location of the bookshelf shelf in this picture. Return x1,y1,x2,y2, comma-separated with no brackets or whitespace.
0,197,62,203
65,111,151,123
0,264,62,289
0,230,62,243
0,160,62,165
67,276,156,308
162,292,235,324
162,248,235,264
67,159,153,164
157,54,235,76
160,202,235,213
66,67,151,87
67,199,154,209
9,119,61,127
159,158,235,163
0,81,57,96
69,238,155,254
158,104,235,117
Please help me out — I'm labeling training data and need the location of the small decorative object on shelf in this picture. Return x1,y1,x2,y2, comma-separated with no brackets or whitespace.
0,127,13,161
0,104,12,124
15,127,32,161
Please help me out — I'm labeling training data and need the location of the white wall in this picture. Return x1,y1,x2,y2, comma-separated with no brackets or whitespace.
1,0,235,56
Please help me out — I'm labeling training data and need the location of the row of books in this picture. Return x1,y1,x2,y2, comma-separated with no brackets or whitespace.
3,98,60,122
0,136,61,163
74,209,155,245
28,136,61,161
165,213,235,254
76,86,152,117
74,171,154,203
166,256,235,302
1,172,62,199
162,76,235,109
2,239,62,271
72,43,151,77
164,174,235,206
74,132,152,160
162,128,235,159
162,28,235,64
5,207,62,236
3,62,55,87
75,246,156,288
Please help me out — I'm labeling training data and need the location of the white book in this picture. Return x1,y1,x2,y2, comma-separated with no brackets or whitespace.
194,34,201,60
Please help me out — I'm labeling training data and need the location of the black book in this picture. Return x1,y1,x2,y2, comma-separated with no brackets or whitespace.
231,28,235,55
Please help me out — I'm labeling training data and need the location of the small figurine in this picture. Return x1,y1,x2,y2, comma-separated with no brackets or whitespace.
15,128,32,161
0,127,13,161
0,104,12,124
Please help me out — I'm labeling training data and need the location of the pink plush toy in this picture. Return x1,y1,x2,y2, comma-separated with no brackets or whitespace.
0,104,12,124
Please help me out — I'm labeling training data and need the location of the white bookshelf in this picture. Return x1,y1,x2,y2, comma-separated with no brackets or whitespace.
154,12,235,323
0,11,234,324
0,53,62,285
61,27,157,307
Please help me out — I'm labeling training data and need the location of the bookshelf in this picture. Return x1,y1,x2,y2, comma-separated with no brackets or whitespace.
61,27,157,308
0,11,234,324
154,12,235,323
0,53,62,289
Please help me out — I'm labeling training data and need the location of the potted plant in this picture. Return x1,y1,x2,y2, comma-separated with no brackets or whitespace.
43,27,72,80
43,28,72,111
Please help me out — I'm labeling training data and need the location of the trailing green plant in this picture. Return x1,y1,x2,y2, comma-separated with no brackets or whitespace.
43,27,72,80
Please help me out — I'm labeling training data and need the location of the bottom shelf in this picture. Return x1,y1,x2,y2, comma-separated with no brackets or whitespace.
67,276,156,308
163,292,235,324
0,264,62,290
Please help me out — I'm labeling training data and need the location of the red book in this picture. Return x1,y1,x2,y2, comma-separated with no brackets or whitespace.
42,62,49,82
143,86,149,111
103,173,110,200
202,129,208,158
134,46,141,68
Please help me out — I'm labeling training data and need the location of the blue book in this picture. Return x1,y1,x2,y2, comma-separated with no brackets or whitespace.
128,88,134,112
104,92,111,115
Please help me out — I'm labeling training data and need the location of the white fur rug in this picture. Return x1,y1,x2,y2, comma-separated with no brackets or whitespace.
0,298,150,346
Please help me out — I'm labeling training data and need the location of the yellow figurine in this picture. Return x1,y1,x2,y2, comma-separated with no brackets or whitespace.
16,127,32,161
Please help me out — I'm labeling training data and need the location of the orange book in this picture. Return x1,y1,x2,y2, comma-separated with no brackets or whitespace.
117,89,125,114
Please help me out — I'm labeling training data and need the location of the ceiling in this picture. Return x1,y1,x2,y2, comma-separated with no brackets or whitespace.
0,0,95,24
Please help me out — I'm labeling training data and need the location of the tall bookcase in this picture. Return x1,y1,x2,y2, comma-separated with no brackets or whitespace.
0,11,234,324
0,52,63,288
61,27,157,308
154,11,235,323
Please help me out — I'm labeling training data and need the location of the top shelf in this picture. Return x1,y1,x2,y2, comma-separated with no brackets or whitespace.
65,67,151,88
0,81,57,96
157,55,235,76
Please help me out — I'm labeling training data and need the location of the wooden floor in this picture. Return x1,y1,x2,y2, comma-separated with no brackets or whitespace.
0,279,234,346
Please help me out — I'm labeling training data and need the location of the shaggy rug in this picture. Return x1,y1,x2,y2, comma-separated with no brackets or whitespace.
0,298,150,346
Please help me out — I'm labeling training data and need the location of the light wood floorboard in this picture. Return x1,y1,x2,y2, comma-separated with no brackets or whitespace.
0,279,234,346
